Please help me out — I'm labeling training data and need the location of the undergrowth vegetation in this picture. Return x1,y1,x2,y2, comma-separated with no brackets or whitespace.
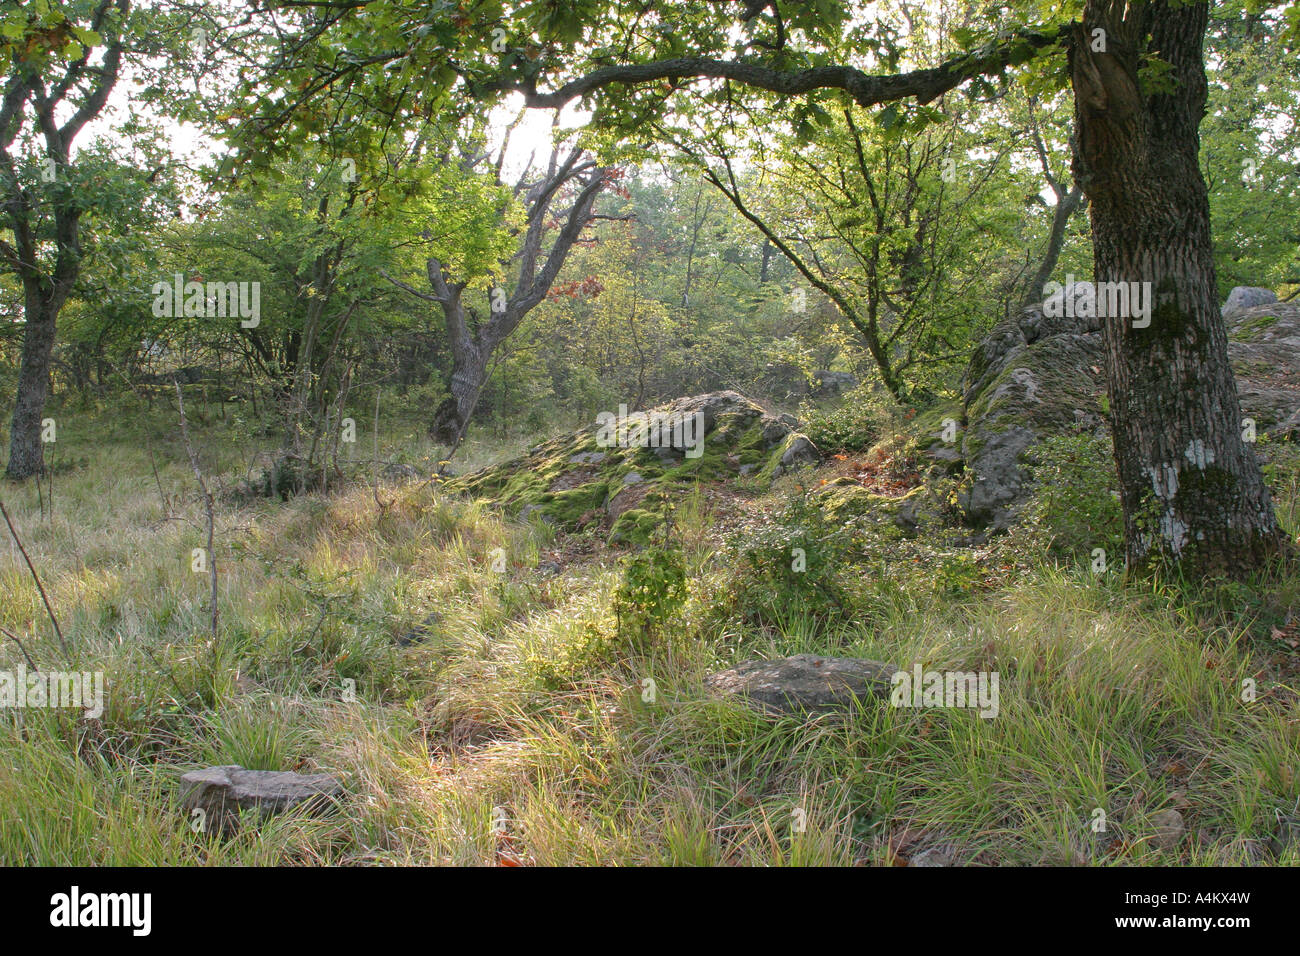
1,400,1298,865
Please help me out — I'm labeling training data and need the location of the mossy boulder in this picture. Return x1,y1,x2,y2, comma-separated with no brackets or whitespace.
814,479,929,536
1226,302,1300,433
447,391,820,544
941,302,1106,530
934,293,1299,532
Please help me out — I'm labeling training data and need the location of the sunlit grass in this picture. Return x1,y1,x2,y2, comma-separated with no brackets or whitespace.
0,404,1297,865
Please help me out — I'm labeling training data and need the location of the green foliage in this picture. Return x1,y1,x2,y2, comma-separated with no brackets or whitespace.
612,531,688,649
1008,428,1124,564
715,493,851,633
1202,12,1300,294
799,386,890,452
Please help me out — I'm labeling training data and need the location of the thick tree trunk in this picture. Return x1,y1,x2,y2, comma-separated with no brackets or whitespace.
1071,1,1289,574
6,293,58,479
430,343,490,448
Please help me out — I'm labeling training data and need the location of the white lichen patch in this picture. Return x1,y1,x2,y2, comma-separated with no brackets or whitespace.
1147,462,1180,499
1183,439,1214,469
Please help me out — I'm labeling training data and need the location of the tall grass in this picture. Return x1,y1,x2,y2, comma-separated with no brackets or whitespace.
0,404,1297,865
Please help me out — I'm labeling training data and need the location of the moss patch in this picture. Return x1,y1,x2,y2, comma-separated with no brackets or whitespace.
445,392,821,545
1230,313,1279,343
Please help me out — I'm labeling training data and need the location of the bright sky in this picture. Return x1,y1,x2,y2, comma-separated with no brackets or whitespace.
80,63,585,205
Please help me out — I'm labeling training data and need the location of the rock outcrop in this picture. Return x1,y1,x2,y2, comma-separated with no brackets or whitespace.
449,391,819,543
928,287,1299,531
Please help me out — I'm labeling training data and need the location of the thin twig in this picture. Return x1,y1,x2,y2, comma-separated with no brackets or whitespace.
173,379,219,645
0,624,37,670
0,497,69,662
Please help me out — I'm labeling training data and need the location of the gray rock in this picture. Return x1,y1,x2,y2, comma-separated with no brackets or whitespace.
894,500,920,535
780,435,819,469
180,765,343,834
381,462,422,482
536,560,563,576
1271,407,1300,440
1222,286,1277,318
761,417,791,448
812,370,858,395
959,425,1039,530
952,296,1300,533
1228,302,1300,431
1150,808,1185,851
705,654,898,715
397,609,440,646
519,503,556,525
453,390,820,537
908,846,956,867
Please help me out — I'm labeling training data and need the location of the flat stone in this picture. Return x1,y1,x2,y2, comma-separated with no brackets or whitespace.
180,765,343,834
568,451,608,465
1150,808,1185,851
908,846,956,867
705,654,898,715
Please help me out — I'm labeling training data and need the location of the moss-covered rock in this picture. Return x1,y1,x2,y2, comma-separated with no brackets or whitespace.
952,303,1106,530
944,294,1299,532
813,480,929,537
1227,302,1300,431
447,391,820,544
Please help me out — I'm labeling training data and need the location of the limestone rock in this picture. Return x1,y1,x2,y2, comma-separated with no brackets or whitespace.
1150,808,1185,851
180,765,343,834
449,391,820,544
943,296,1300,532
908,846,957,867
1222,286,1277,318
705,654,897,715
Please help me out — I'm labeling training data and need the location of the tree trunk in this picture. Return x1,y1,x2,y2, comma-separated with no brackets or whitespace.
6,292,58,479
1071,0,1289,574
430,346,490,448
1023,185,1083,306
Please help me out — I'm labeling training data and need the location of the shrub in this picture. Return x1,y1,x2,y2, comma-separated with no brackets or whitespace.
1007,427,1123,564
714,492,852,632
799,385,890,453
612,533,689,651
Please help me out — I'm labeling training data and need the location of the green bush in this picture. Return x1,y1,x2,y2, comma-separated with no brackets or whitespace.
714,493,852,632
612,535,689,650
1007,427,1123,565
799,386,890,452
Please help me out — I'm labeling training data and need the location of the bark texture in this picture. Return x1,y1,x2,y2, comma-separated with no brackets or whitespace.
1070,0,1288,573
